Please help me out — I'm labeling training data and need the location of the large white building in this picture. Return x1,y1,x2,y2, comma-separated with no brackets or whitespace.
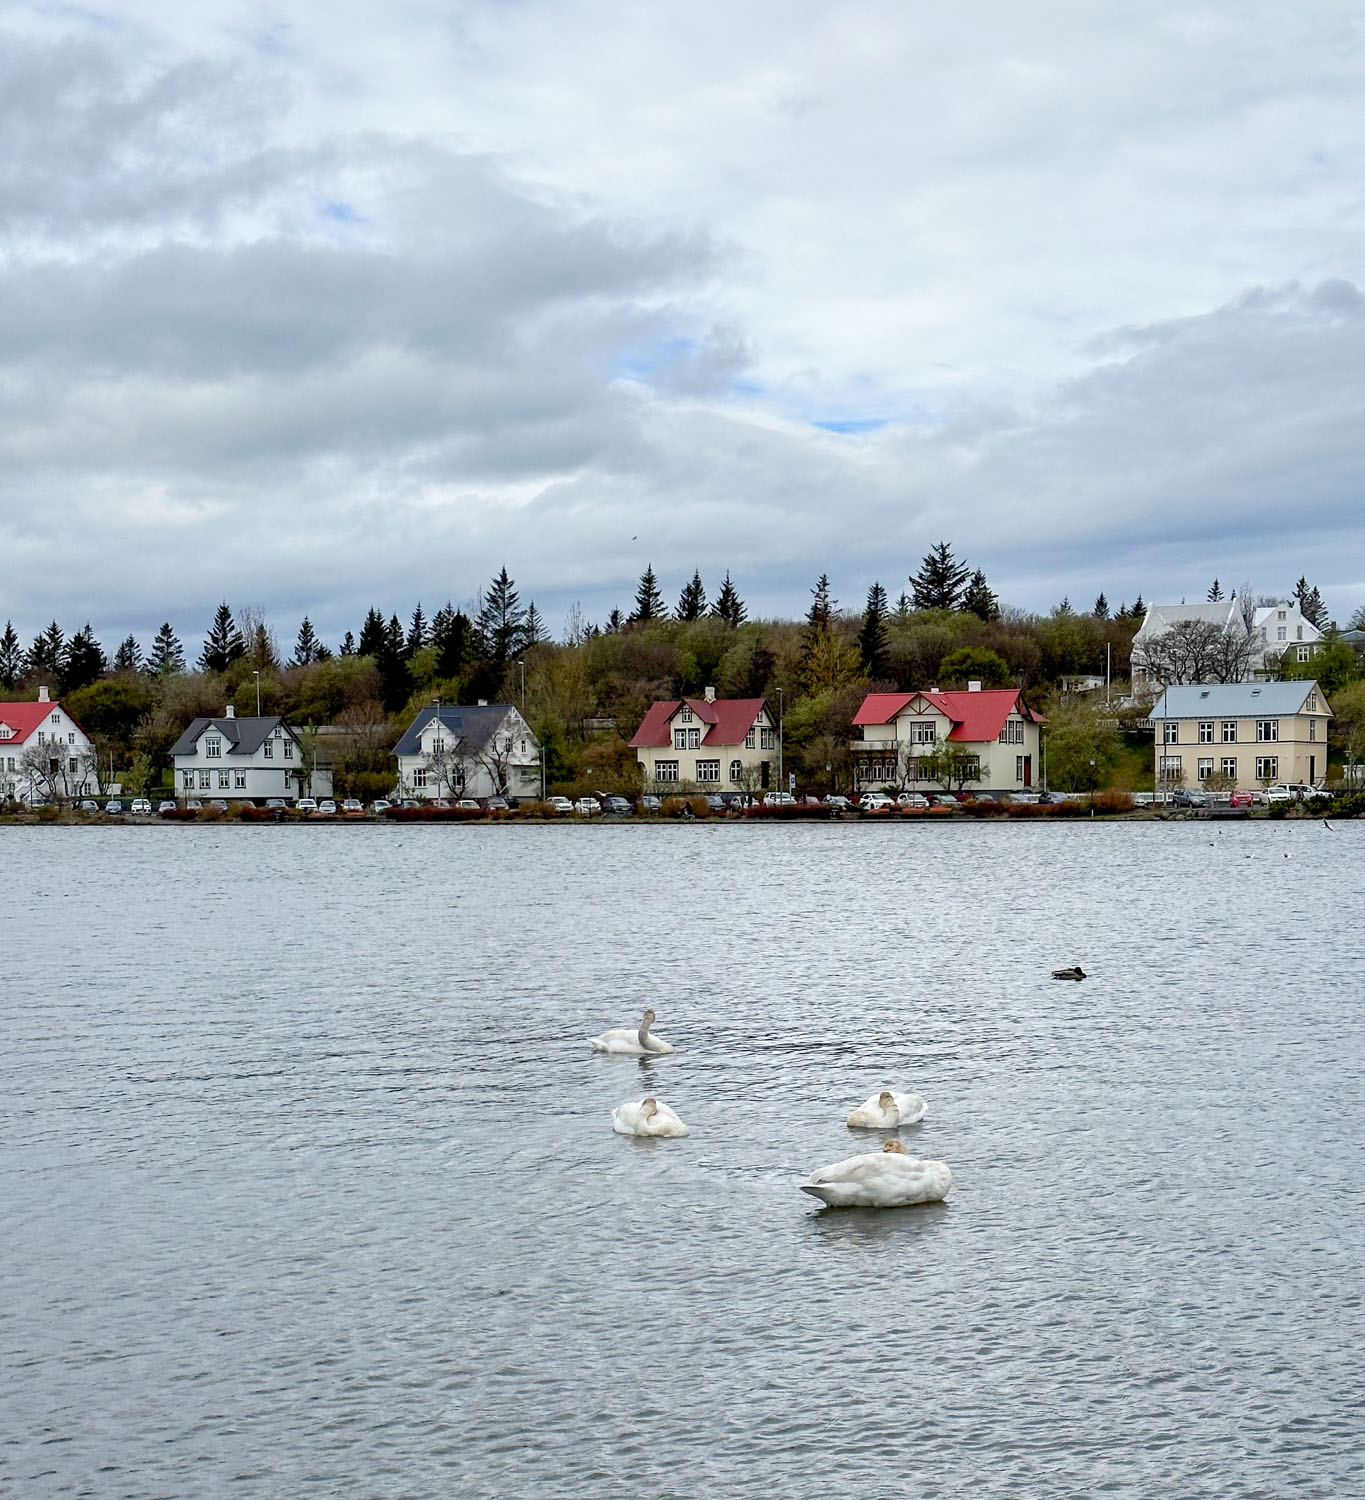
0,687,98,803
170,707,332,802
1132,599,1323,690
393,703,541,800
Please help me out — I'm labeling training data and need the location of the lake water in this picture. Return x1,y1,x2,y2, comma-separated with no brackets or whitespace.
4,820,1363,1498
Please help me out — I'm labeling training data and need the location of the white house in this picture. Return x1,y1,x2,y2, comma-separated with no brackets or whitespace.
393,703,541,800
0,687,98,803
851,685,1046,794
170,707,332,802
1132,598,1323,690
1251,602,1324,673
629,690,778,791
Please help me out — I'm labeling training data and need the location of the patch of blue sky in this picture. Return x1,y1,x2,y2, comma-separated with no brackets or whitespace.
321,201,364,224
811,417,888,434
610,335,699,381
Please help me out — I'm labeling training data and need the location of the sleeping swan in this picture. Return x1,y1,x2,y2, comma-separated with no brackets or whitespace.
589,1007,676,1055
846,1089,927,1129
611,1096,689,1137
800,1139,951,1208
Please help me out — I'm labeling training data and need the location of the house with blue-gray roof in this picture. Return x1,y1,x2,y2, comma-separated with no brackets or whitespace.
394,703,540,801
1148,681,1332,790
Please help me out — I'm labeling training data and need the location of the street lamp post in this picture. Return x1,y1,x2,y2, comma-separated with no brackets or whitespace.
252,670,261,716
518,660,526,714
776,686,784,794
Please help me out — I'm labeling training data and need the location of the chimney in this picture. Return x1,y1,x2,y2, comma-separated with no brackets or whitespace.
38,685,50,703
225,704,235,718
968,680,982,692
478,699,488,707
704,685,716,703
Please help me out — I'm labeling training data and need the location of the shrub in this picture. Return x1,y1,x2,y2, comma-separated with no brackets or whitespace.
963,798,1007,817
36,804,61,823
1091,789,1136,815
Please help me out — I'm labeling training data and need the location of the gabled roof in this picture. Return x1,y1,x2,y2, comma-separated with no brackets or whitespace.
630,697,767,749
394,704,527,758
1133,601,1243,640
853,688,1042,742
0,699,87,747
169,715,294,757
1149,682,1330,718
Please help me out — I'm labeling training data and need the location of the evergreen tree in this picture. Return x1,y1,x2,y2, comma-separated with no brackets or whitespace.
1132,595,1145,618
711,571,747,627
523,602,546,647
629,565,667,625
292,616,322,666
676,570,708,622
910,541,970,610
374,615,411,712
112,635,143,672
961,568,1001,620
0,620,22,688
340,631,356,656
895,591,912,620
63,624,107,692
148,622,184,677
858,582,890,678
406,603,428,656
199,603,245,674
1207,578,1223,601
1293,576,1326,628
476,567,527,667
1115,602,1129,619
356,608,387,658
605,608,624,634
27,622,65,685
432,604,474,679
1053,597,1075,617
1092,593,1109,619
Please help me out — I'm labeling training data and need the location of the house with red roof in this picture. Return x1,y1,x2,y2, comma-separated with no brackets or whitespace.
0,687,98,803
852,683,1045,794
630,688,779,792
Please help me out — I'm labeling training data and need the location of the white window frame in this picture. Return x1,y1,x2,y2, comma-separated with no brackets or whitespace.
1163,722,1179,745
1222,721,1237,743
263,740,273,758
1198,722,1213,744
656,760,679,782
1256,720,1278,742
218,769,231,790
696,759,720,783
204,736,223,758
234,769,247,789
1197,758,1213,780
1221,757,1237,778
198,769,211,789
729,759,743,783
1255,755,1278,781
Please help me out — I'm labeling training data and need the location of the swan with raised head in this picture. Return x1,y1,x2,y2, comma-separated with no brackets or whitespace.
846,1089,927,1129
589,1007,676,1055
800,1139,952,1208
611,1096,689,1137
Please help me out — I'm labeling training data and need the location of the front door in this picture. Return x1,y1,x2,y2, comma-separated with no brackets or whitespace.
1309,754,1315,783
1022,754,1032,787
760,761,770,790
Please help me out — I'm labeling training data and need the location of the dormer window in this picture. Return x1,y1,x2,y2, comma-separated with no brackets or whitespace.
204,736,223,758
679,707,694,724
263,740,273,758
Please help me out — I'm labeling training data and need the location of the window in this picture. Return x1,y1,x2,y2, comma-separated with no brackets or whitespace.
37,731,45,744
1307,692,1320,712
198,769,211,789
1160,755,1182,773
1222,721,1237,743
183,770,195,788
696,759,720,782
1256,720,1278,742
283,740,294,760
1256,755,1278,781
50,711,60,723
1221,757,1237,778
263,740,273,758
1197,758,1213,780
1277,609,1286,621
204,736,222,758
760,727,776,749
1296,625,1303,640
729,759,743,783
218,770,230,789
413,767,428,788
1296,645,1310,662
1276,627,1286,641
68,732,75,744
687,728,701,749
744,728,756,748
656,760,679,782
0,726,10,739
1198,722,1213,744
674,728,687,749
234,769,247,789
1309,720,1316,741
1163,722,1179,744
679,707,693,724
998,720,1024,745
69,757,78,774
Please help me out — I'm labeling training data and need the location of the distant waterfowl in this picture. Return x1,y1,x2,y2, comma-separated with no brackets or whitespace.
611,1096,689,1137
846,1089,927,1129
589,1007,676,1055
1052,966,1086,981
800,1140,952,1209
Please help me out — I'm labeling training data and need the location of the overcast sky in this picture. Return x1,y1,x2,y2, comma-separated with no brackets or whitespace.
2,1,1363,651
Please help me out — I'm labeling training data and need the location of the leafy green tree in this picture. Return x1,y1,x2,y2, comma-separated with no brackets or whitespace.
937,646,1012,687
112,635,143,672
961,569,1000,620
911,541,969,610
0,621,24,687
200,603,245,673
858,582,889,678
65,677,155,761
629,564,667,625
711,572,746,627
63,624,107,692
919,736,984,793
293,616,323,666
1279,633,1359,697
677,571,708,621
147,623,184,677
1043,700,1122,791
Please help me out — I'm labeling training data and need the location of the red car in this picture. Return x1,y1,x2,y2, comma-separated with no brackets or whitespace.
1228,789,1255,808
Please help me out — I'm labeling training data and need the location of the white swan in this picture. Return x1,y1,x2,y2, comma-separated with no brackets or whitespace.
589,1007,676,1055
845,1089,927,1129
800,1139,952,1208
611,1096,689,1137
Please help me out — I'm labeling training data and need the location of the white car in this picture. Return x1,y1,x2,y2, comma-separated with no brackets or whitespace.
318,800,337,816
860,793,895,811
295,798,318,813
130,798,153,815
897,793,929,809
547,796,574,814
341,798,364,813
764,791,796,806
574,797,601,815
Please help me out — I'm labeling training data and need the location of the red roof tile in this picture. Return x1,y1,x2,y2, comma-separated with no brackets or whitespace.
853,689,1043,743
630,697,768,749
0,700,86,746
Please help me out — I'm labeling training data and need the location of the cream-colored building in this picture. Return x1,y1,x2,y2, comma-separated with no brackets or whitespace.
852,685,1045,793
1147,681,1332,788
630,690,778,792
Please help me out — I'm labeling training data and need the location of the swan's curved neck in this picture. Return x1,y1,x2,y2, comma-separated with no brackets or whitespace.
637,1017,653,1047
